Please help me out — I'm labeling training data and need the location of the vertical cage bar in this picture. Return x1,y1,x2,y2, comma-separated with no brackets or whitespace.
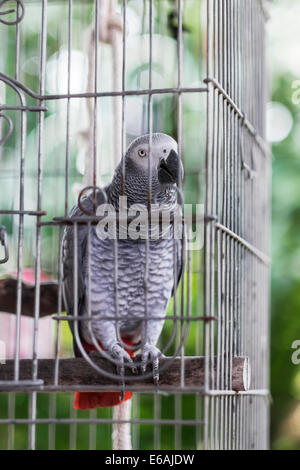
64,0,73,216
28,0,48,450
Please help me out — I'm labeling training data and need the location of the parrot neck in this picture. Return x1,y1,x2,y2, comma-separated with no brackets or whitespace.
108,166,177,211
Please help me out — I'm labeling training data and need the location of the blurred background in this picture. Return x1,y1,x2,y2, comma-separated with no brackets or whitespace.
267,0,300,451
0,0,299,450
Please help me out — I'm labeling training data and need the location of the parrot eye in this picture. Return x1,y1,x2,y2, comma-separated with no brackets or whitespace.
138,148,147,158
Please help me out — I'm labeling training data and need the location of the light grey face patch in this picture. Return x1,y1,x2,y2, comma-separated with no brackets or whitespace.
125,133,179,173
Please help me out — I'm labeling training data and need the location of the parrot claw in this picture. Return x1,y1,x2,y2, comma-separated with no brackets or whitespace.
118,361,125,401
141,344,162,386
153,358,159,386
109,342,135,397
110,342,133,365
119,377,125,401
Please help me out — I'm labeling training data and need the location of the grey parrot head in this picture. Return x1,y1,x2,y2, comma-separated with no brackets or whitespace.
125,133,183,184
110,133,183,206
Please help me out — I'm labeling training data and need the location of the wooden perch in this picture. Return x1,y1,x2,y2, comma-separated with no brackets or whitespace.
0,356,250,392
0,278,63,316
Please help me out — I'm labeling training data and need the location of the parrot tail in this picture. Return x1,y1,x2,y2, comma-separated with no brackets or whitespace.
74,337,134,410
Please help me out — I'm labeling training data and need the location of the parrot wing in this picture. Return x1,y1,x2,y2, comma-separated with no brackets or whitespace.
62,188,109,357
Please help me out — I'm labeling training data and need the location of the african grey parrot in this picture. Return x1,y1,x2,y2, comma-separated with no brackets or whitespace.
62,133,184,411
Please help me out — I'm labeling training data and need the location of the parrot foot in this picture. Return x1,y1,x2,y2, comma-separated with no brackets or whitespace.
141,344,163,386
110,342,136,401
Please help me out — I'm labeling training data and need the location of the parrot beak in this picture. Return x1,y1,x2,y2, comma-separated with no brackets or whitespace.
158,149,182,185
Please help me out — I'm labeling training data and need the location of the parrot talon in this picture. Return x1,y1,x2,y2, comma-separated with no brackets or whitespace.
119,362,125,378
141,344,162,386
117,360,126,401
109,342,134,398
119,386,125,402
153,358,159,386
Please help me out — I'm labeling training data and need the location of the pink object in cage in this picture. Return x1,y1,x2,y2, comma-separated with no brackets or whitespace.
0,268,55,359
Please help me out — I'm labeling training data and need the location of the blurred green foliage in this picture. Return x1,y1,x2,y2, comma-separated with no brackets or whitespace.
271,73,300,450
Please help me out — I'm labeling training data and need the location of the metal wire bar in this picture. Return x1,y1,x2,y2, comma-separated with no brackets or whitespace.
0,72,208,100
0,383,269,395
28,0,48,450
52,315,217,322
0,105,48,111
64,0,72,216
1,417,205,426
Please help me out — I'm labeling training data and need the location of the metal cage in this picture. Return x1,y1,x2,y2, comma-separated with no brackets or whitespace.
0,0,270,450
